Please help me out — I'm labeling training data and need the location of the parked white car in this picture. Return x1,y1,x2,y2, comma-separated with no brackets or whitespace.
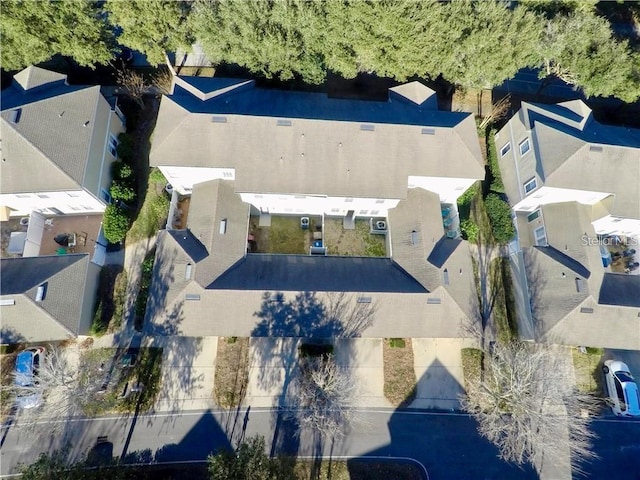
603,360,640,417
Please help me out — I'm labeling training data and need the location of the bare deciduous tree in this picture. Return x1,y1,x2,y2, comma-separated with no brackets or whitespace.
117,69,149,108
291,354,358,438
461,341,598,475
5,345,105,432
478,94,511,130
117,68,175,107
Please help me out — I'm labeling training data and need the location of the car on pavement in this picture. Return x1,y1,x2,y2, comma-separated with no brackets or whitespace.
603,360,640,417
14,347,46,409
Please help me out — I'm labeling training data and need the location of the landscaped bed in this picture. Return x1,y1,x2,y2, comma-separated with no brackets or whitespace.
214,337,250,408
571,346,604,395
324,217,386,257
383,338,417,407
81,347,163,415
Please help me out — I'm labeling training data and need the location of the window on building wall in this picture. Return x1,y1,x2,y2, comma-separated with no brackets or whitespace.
534,226,547,246
100,188,112,204
107,134,118,157
375,199,385,204
370,210,379,215
222,171,233,178
345,198,353,203
331,208,340,213
519,138,531,156
359,210,368,215
523,178,537,194
500,143,511,157
527,210,541,222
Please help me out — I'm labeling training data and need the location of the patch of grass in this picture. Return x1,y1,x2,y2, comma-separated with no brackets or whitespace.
461,348,483,390
383,338,416,407
214,337,250,408
121,347,163,412
1,353,17,419
134,250,155,331
91,266,128,336
266,216,307,254
126,168,170,243
81,347,163,415
471,188,495,246
499,257,518,340
572,346,605,395
388,338,405,348
486,129,505,194
490,257,517,344
325,218,386,257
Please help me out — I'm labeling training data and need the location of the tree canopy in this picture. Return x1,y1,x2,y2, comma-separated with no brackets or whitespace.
539,12,640,102
105,0,193,65
2,0,639,102
0,0,114,71
191,0,327,84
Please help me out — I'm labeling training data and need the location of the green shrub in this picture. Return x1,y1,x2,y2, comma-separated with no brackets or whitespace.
460,219,480,243
111,161,133,181
149,167,167,184
457,182,478,222
109,180,136,203
461,348,483,388
487,130,505,193
103,205,130,243
134,252,155,330
484,194,515,244
388,338,406,348
116,132,135,162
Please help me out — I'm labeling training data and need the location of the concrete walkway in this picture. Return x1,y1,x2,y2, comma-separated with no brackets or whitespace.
410,338,478,411
148,336,218,412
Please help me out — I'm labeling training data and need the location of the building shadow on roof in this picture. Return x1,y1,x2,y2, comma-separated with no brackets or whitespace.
522,248,550,339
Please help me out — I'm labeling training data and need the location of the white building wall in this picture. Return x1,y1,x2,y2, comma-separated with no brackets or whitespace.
0,190,105,216
513,186,610,212
592,215,640,236
239,193,400,217
159,166,234,194
407,176,476,204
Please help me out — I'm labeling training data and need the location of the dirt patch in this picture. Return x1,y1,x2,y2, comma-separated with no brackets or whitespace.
324,218,386,257
572,347,605,395
383,338,417,407
0,353,17,420
214,337,250,408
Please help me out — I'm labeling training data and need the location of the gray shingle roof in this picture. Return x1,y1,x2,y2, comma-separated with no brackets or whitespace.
521,202,640,349
13,66,67,91
150,79,484,199
1,67,103,194
209,254,426,293
498,101,640,217
0,254,91,341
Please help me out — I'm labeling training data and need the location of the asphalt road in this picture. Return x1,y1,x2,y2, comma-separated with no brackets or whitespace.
1,408,639,479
